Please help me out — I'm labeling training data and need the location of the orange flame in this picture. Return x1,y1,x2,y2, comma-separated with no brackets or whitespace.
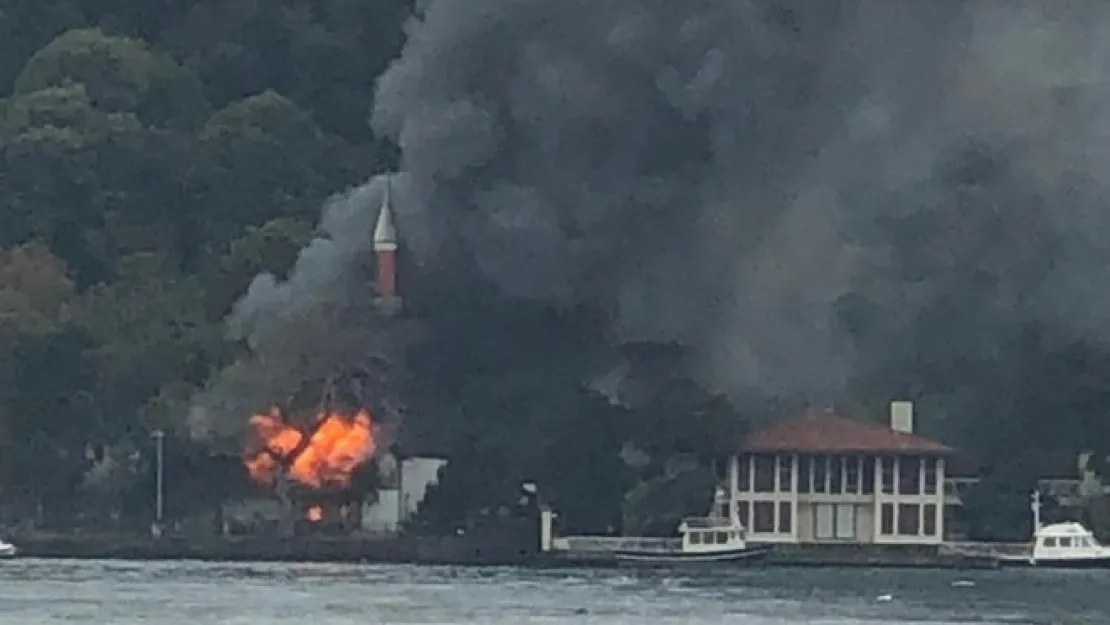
244,407,376,489
306,505,323,522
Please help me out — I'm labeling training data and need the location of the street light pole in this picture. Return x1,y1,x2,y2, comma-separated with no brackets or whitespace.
152,429,165,538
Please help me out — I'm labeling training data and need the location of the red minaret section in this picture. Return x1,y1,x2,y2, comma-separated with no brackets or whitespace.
373,176,402,315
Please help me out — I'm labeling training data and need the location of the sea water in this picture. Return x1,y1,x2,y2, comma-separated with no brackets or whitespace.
0,559,1105,623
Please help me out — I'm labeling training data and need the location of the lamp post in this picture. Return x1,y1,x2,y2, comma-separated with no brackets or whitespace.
151,429,165,538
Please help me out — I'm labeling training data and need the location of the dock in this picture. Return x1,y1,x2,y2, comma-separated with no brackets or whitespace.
543,535,1000,569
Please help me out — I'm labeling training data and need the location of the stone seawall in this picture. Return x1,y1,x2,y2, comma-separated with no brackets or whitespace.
10,519,541,566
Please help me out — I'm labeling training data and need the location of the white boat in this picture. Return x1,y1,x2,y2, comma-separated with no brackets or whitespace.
0,539,18,558
999,522,1110,568
998,490,1110,568
613,515,771,565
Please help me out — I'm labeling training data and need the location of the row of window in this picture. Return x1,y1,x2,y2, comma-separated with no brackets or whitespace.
737,455,940,496
729,500,939,538
1042,536,1092,548
688,531,740,545
879,502,938,537
736,501,792,534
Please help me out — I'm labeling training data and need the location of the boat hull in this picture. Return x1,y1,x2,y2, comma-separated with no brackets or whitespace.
1000,555,1110,569
613,545,771,566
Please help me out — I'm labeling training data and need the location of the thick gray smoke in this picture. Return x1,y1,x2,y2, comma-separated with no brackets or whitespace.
368,0,1110,429
194,1,1110,449
226,178,393,349
187,176,409,439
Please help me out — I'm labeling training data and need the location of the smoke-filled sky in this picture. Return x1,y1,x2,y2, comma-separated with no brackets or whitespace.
194,1,1110,447
373,2,1110,397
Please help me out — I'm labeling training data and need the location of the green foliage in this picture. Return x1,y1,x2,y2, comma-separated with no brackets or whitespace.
621,456,716,537
960,470,1037,542
14,27,207,127
1086,495,1110,542
0,3,411,524
403,442,520,536
536,390,634,535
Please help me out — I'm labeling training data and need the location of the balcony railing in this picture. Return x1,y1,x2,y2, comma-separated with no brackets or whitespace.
681,516,735,530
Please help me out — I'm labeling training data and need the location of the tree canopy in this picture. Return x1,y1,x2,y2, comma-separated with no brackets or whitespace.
0,2,403,525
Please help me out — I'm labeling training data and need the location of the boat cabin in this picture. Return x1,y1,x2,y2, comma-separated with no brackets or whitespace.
1033,522,1108,561
679,516,747,553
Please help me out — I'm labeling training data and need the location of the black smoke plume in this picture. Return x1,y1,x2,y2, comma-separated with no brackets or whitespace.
198,1,1110,461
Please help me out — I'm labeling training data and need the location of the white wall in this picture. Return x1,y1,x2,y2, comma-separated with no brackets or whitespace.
360,456,447,533
400,457,447,519
361,489,400,532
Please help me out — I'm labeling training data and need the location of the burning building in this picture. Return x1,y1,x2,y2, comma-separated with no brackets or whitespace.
231,178,443,535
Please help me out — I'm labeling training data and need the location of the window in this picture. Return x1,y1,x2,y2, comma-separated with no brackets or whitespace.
845,456,860,494
715,531,728,544
813,455,828,493
1043,537,1057,547
813,504,857,540
898,457,921,495
897,503,920,535
738,455,751,492
777,456,793,492
798,456,812,493
835,504,856,539
923,457,938,495
689,532,702,544
881,457,895,494
830,456,843,494
754,455,775,493
923,504,937,536
862,457,875,494
738,501,750,528
1059,537,1072,548
880,503,895,535
778,502,793,534
815,503,835,539
753,502,775,533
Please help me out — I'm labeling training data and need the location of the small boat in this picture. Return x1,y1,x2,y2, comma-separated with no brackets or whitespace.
613,515,771,565
999,521,1110,568
996,489,1110,568
0,539,17,558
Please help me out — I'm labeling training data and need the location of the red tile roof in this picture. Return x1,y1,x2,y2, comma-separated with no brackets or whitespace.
743,409,954,454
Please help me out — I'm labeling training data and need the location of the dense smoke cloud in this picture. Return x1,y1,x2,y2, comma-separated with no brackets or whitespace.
226,179,395,350
370,1,1110,425
198,0,1110,450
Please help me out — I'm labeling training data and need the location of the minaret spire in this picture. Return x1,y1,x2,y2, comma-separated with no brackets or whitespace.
373,175,402,315
374,176,398,252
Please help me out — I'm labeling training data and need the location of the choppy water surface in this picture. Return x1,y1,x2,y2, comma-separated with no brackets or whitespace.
0,559,1106,623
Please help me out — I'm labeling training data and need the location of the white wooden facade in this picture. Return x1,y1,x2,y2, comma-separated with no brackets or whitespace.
719,402,952,546
717,452,947,544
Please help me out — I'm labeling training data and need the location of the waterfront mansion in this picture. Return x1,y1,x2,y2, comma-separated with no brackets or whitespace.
716,401,953,545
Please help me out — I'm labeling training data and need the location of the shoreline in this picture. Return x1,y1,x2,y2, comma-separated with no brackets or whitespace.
10,536,536,566
7,534,999,569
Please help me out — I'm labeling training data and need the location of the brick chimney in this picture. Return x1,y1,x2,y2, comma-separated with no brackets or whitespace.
890,400,914,434
373,176,401,315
